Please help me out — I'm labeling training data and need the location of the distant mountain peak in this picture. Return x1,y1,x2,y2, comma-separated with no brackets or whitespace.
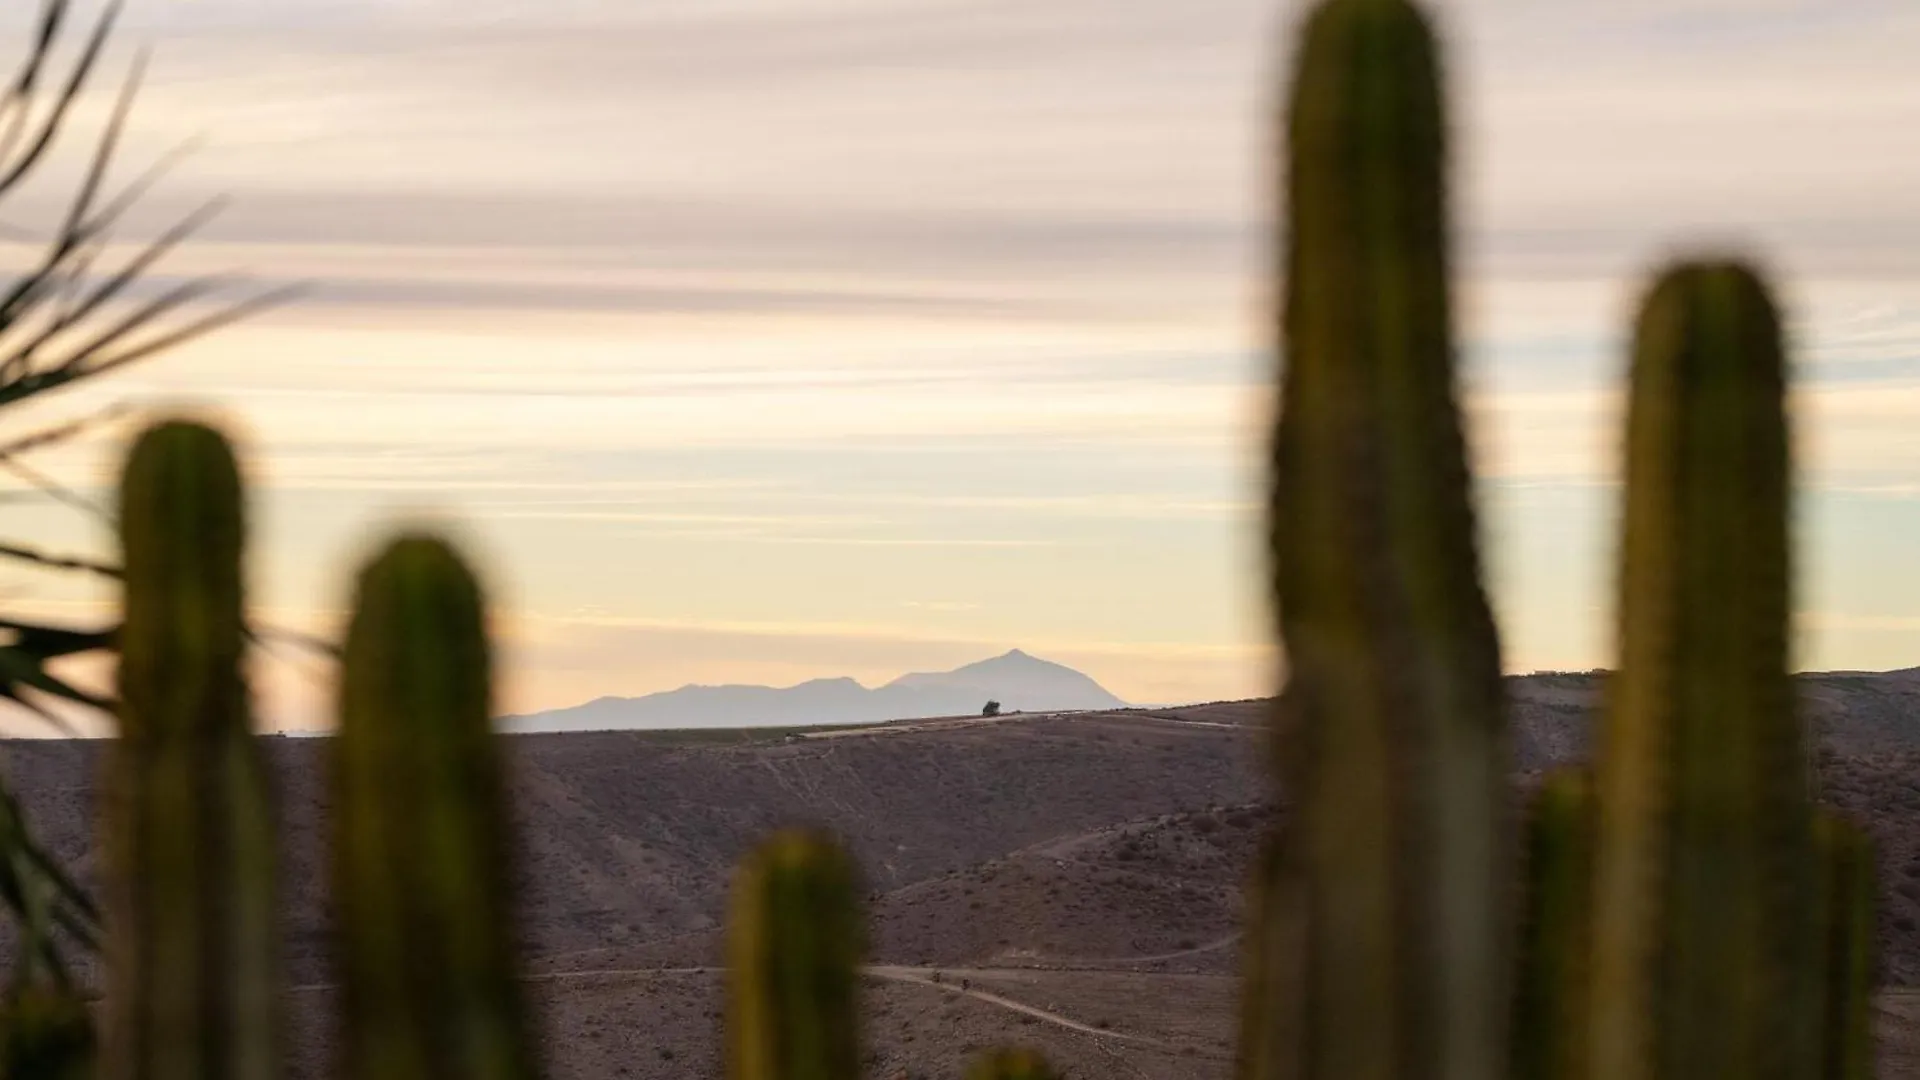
503,649,1128,734
954,648,1055,670
986,648,1054,667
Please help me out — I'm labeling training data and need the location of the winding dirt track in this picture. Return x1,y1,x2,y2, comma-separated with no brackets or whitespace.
865,965,1173,1046
284,960,1193,1051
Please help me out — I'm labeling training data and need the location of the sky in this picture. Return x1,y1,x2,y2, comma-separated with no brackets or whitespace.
1,0,1918,733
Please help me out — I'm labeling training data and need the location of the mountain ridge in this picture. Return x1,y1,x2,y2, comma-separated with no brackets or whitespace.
500,648,1130,734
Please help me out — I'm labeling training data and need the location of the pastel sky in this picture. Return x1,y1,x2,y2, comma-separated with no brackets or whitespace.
2,0,1918,733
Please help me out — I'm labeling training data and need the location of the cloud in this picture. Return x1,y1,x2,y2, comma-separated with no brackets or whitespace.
3,0,1916,707
33,0,1898,285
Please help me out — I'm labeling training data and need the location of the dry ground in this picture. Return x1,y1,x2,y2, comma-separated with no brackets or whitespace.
7,672,1920,1076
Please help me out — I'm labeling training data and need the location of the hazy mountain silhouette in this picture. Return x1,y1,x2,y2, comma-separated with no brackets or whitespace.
499,649,1129,733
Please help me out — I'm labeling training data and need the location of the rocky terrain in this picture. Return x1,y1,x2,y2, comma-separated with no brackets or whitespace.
2,670,1919,1077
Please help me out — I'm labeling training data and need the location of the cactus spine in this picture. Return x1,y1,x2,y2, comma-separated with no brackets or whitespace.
103,419,279,1080
1814,812,1876,1080
1587,262,1813,1080
966,1047,1059,1080
1512,769,1595,1080
333,534,538,1080
1262,0,1509,1077
725,829,864,1080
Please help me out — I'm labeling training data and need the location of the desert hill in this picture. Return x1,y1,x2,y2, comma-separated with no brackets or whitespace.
2,671,1919,1076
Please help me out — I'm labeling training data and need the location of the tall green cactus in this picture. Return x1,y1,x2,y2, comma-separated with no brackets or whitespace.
1235,830,1293,1080
1587,262,1814,1080
332,534,539,1080
102,419,279,1080
725,829,864,1080
966,1047,1059,1080
1813,811,1877,1080
1512,769,1595,1080
1262,0,1509,1077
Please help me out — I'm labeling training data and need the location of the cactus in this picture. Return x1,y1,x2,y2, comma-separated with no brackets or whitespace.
1814,812,1876,1080
1586,261,1814,1080
966,1047,1059,1080
102,419,279,1080
332,534,539,1080
1263,0,1509,1077
1511,769,1595,1080
1235,829,1293,1080
725,829,864,1080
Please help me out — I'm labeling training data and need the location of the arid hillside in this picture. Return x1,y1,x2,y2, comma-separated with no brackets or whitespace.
2,671,1918,1078
0,707,1269,992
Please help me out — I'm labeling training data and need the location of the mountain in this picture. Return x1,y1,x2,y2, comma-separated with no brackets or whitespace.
499,648,1130,733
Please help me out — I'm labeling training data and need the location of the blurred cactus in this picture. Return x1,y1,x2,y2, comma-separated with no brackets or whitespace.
1586,262,1814,1080
333,534,539,1080
1814,812,1877,1080
1234,832,1292,1080
725,829,864,1080
1512,769,1594,1080
0,0,296,996
966,1047,1059,1080
1263,0,1509,1076
102,419,279,1080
